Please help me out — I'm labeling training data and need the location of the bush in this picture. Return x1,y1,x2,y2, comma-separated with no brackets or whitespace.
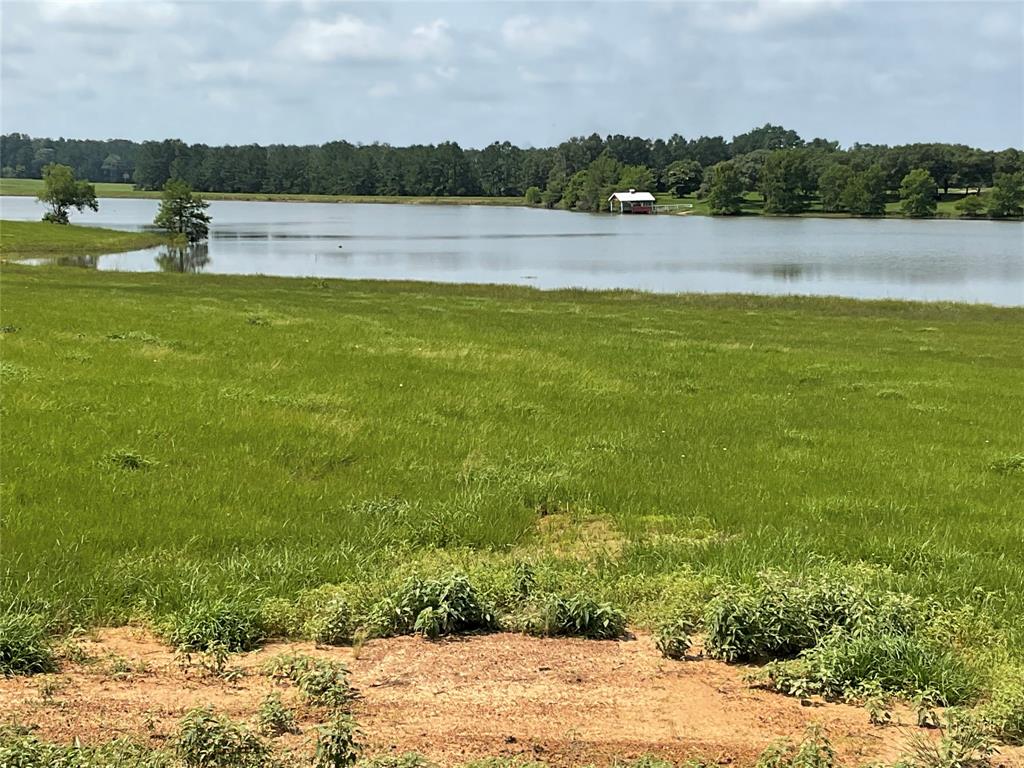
368,574,496,638
524,186,542,205
755,725,835,768
166,597,266,653
264,653,354,709
956,195,986,218
523,593,626,639
655,618,692,660
974,675,1024,745
257,693,299,736
307,597,353,646
314,713,361,768
174,707,272,768
0,728,171,767
703,574,920,663
0,613,56,676
759,629,982,705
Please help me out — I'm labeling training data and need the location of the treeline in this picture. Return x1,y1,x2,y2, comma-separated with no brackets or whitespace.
2,125,1021,210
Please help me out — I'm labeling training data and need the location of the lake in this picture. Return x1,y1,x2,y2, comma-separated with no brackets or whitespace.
2,196,1022,305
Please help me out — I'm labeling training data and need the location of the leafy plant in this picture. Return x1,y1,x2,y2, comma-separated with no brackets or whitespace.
524,593,627,639
755,725,836,768
369,573,497,638
306,597,353,646
905,712,994,768
106,450,155,471
0,727,172,767
257,693,299,736
174,707,272,768
655,618,692,660
166,596,266,653
314,713,361,768
264,653,354,709
0,613,56,676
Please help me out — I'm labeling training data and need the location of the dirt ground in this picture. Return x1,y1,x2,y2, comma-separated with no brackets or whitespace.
2,628,1021,767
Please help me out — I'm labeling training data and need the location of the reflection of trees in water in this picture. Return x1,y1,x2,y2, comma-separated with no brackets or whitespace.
55,254,101,269
155,243,210,273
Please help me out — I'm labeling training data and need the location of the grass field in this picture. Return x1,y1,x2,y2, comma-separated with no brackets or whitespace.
2,262,1022,642
0,178,523,207
3,177,983,217
0,220,167,258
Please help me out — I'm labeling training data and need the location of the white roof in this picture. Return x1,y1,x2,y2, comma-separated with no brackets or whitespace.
608,190,655,202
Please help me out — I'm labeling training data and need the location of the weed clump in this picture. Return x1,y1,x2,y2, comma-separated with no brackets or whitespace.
703,573,920,663
973,674,1024,745
0,613,56,676
0,727,172,767
306,597,353,646
313,713,361,768
166,597,266,653
257,693,299,736
521,593,627,640
106,450,155,471
369,574,497,638
758,629,982,705
174,706,272,768
755,725,835,768
655,618,693,660
264,653,354,709
989,455,1024,474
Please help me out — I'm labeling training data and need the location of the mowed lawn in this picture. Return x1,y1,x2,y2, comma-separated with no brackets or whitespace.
1,265,1022,636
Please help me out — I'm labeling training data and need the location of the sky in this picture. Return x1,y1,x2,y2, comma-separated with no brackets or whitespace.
1,0,1022,150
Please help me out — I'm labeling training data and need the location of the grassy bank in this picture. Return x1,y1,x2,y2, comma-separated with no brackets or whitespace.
0,178,523,207
1,264,1022,640
3,178,987,217
0,220,167,258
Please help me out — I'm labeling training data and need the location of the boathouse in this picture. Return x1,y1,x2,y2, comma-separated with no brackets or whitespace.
608,189,656,214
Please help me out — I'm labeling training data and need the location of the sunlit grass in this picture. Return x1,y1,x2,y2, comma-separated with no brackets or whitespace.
0,264,1021,649
0,220,167,257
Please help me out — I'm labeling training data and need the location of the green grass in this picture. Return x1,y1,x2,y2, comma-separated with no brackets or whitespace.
0,178,523,207
0,220,167,258
1,263,1022,653
654,190,988,218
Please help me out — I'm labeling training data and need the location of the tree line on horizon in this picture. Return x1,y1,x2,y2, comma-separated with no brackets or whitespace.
2,125,1022,217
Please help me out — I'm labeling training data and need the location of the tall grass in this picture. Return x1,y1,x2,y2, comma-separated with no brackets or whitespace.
0,264,1021,656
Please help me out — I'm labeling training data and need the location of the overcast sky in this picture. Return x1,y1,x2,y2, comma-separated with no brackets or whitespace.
1,0,1021,150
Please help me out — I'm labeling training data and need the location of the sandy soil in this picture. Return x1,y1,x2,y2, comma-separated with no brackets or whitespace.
2,628,1020,767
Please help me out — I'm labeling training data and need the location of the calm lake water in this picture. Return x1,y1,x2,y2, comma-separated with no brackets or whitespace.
3,196,1022,305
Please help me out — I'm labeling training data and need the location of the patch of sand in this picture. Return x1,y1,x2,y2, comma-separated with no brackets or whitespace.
2,628,1020,768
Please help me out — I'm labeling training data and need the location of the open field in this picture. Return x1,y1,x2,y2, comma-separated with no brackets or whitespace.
2,264,1022,626
2,257,1023,762
0,220,168,258
0,178,524,207
3,177,981,217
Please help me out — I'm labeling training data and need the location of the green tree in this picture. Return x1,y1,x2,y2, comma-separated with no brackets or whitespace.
36,163,98,224
618,164,655,195
706,161,744,215
842,165,887,216
154,179,211,241
524,186,542,205
987,172,1024,218
818,163,853,212
899,168,937,217
664,159,703,197
760,150,814,213
955,195,986,218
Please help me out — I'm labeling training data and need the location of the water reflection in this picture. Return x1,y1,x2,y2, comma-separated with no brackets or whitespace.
156,243,210,273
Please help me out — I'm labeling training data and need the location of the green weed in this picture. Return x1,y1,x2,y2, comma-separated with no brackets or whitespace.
655,618,693,660
0,726,172,766
989,455,1024,474
520,593,627,639
174,707,272,768
314,713,361,768
106,450,155,471
264,653,354,709
165,596,266,653
368,573,497,638
0,613,56,676
257,693,299,736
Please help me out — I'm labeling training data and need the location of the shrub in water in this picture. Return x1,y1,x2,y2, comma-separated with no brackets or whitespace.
0,613,56,676
369,573,497,638
524,593,626,640
174,707,272,768
167,597,266,653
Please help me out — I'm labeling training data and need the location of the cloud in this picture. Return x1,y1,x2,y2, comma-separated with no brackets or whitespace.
501,15,590,55
38,0,179,27
368,81,399,99
186,60,255,84
277,13,450,63
692,0,846,33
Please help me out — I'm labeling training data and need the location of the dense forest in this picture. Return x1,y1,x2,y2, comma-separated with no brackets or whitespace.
2,126,1021,215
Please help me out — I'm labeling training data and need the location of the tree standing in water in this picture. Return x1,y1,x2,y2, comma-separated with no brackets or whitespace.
37,163,98,224
154,179,211,241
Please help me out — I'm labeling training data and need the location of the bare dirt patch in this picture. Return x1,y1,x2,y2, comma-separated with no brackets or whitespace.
2,628,1021,767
